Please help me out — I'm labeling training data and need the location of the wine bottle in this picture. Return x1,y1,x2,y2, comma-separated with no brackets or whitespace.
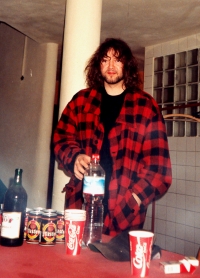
1,168,28,247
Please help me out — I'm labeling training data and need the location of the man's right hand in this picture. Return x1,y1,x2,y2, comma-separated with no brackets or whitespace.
74,154,91,180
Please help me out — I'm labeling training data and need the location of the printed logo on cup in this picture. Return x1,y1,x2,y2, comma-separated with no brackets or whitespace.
133,237,148,277
66,220,80,255
129,230,154,277
65,209,86,256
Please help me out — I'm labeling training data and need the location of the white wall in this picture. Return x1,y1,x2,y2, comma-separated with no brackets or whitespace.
143,33,200,257
0,23,58,208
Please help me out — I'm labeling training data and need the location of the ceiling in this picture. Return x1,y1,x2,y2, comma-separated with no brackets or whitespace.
1,0,200,73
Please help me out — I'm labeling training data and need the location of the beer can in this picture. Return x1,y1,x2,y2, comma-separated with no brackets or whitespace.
33,207,45,212
26,210,42,244
0,204,3,233
24,208,32,240
0,209,2,231
39,212,57,246
43,209,57,214
56,211,65,243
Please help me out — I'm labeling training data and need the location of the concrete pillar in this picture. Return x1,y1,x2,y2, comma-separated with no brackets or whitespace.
52,0,102,210
33,43,58,208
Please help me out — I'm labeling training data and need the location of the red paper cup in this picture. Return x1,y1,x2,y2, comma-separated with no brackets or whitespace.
65,209,86,256
129,230,154,277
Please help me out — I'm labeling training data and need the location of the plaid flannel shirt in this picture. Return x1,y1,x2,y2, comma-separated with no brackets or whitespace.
53,88,172,236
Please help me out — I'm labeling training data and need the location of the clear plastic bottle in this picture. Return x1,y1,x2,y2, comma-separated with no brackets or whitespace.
82,154,105,246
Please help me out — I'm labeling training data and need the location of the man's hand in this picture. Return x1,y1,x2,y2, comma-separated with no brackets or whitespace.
132,192,142,206
74,154,91,180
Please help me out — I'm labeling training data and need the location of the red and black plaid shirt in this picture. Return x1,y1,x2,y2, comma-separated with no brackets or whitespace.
53,88,172,236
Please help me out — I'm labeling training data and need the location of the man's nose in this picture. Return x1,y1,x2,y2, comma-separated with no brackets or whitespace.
108,59,114,68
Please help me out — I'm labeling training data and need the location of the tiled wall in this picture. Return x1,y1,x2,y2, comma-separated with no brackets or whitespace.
143,34,200,257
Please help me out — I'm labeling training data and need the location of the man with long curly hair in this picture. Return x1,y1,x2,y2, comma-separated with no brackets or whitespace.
53,38,172,236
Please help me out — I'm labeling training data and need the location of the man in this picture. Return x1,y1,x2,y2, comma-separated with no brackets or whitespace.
53,38,172,236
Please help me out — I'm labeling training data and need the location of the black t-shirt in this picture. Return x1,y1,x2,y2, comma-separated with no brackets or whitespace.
99,87,127,219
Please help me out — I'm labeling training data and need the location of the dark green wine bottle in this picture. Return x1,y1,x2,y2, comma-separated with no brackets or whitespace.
1,169,28,246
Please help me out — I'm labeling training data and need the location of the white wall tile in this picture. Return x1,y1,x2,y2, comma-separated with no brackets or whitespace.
146,202,152,216
144,63,153,77
177,151,186,165
155,234,166,250
168,137,178,151
184,241,195,256
145,46,154,58
178,37,188,51
185,195,195,212
156,219,166,234
187,35,197,50
186,152,196,166
176,208,186,224
194,245,200,257
156,204,167,220
195,137,200,151
185,210,195,227
185,181,196,196
144,87,153,95
170,150,177,165
194,212,200,228
196,33,200,47
194,227,200,244
172,164,177,179
168,40,179,54
177,138,187,151
186,166,196,181
167,207,176,222
195,182,200,197
186,137,196,151
153,44,162,57
176,223,185,239
195,153,200,166
161,41,171,56
176,194,185,209
176,179,186,194
176,165,186,180
166,221,176,237
143,216,151,231
166,192,176,208
195,167,200,182
145,57,153,66
175,238,185,255
168,179,176,193
166,236,176,252
185,226,194,242
143,75,153,88
194,197,200,213
156,193,167,206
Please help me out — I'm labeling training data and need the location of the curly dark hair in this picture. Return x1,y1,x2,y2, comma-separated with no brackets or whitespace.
85,38,141,90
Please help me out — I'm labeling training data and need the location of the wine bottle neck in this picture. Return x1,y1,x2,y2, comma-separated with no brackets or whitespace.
14,169,23,186
15,175,22,185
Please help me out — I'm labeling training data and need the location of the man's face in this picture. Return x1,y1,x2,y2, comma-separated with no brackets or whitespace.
100,48,124,85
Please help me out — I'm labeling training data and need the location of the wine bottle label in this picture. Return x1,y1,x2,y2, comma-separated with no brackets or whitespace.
83,176,105,195
1,212,21,239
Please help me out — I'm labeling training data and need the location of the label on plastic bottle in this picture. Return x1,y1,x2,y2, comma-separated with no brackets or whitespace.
1,212,21,239
83,176,105,195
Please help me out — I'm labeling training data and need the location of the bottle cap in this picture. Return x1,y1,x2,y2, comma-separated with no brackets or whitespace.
92,154,100,161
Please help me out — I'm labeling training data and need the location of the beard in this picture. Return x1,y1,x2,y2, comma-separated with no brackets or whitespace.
102,73,124,85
